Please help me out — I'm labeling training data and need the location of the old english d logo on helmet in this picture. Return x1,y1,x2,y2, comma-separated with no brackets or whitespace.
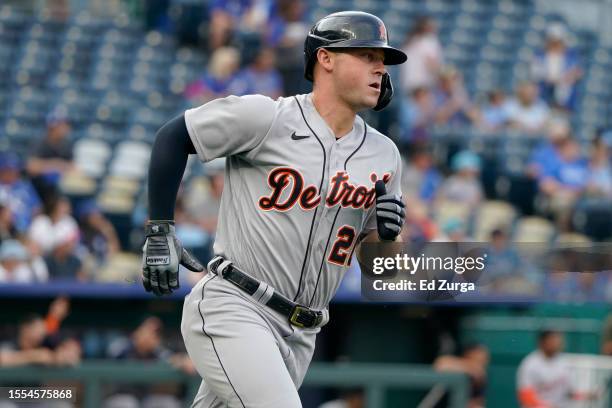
303,11,407,111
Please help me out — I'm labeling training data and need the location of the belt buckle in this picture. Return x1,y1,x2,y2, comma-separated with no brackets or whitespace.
290,305,316,328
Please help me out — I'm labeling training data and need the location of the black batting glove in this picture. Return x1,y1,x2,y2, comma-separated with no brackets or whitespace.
142,221,204,296
375,180,405,241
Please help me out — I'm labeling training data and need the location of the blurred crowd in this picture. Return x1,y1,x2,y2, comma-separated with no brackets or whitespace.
0,110,121,284
0,1,609,293
397,16,610,232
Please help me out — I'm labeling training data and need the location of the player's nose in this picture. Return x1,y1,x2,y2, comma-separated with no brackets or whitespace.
373,63,385,77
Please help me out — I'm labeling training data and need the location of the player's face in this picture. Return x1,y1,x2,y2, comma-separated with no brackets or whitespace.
332,48,386,110
541,333,564,356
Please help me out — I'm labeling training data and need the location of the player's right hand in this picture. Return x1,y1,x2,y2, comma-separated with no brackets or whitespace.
374,180,405,241
142,221,204,296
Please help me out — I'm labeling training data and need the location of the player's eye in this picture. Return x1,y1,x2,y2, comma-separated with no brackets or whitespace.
361,52,374,62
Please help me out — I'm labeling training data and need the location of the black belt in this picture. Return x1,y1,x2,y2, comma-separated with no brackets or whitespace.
208,256,324,329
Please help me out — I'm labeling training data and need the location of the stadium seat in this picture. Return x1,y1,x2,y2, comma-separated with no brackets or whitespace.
513,216,555,243
96,252,141,282
74,138,112,178
102,175,140,195
97,190,135,214
107,140,151,179
433,200,472,227
555,233,591,245
60,170,97,196
473,200,517,240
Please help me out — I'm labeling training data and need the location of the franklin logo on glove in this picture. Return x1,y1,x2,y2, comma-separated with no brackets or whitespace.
146,256,170,265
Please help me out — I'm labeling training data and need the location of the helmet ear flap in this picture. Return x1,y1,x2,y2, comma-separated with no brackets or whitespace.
373,72,393,111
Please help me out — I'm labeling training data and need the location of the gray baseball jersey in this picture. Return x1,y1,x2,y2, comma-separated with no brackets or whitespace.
185,93,401,310
517,351,572,407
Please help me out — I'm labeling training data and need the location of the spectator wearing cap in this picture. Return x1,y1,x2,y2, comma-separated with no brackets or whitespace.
76,200,120,265
436,150,484,207
0,152,41,234
531,23,583,111
504,81,550,134
0,239,48,283
26,109,75,200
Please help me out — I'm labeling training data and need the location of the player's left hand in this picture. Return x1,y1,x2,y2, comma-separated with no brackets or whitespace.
142,220,204,296
375,180,405,241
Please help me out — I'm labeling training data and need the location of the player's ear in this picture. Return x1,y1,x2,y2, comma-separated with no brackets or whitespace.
316,48,334,74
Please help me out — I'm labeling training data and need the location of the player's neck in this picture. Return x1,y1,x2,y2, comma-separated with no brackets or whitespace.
311,90,356,139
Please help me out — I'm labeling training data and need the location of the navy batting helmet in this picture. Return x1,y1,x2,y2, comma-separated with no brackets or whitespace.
303,11,407,111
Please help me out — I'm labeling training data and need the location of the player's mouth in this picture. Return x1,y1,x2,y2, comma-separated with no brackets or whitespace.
369,82,380,91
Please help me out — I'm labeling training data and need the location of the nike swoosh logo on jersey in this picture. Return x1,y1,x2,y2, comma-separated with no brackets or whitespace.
291,131,310,140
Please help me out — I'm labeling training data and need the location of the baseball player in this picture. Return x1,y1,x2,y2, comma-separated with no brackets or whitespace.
141,11,407,408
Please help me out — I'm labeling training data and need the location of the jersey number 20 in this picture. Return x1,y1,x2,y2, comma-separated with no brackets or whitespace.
328,225,356,266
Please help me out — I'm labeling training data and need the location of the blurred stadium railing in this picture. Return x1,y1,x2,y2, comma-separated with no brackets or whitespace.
0,361,470,408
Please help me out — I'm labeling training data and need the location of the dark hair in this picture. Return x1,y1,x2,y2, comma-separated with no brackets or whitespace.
538,329,560,343
407,142,432,159
411,86,430,98
490,228,507,239
406,16,434,42
42,194,68,217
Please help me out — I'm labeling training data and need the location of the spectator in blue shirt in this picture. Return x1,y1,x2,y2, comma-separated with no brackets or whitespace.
433,66,478,127
184,46,241,105
232,47,283,98
531,23,583,111
399,87,436,146
543,138,589,192
528,121,570,180
209,0,277,50
539,137,589,227
476,89,508,132
401,144,442,203
0,152,41,234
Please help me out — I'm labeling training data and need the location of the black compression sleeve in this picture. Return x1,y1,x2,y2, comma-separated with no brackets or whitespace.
147,113,197,220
